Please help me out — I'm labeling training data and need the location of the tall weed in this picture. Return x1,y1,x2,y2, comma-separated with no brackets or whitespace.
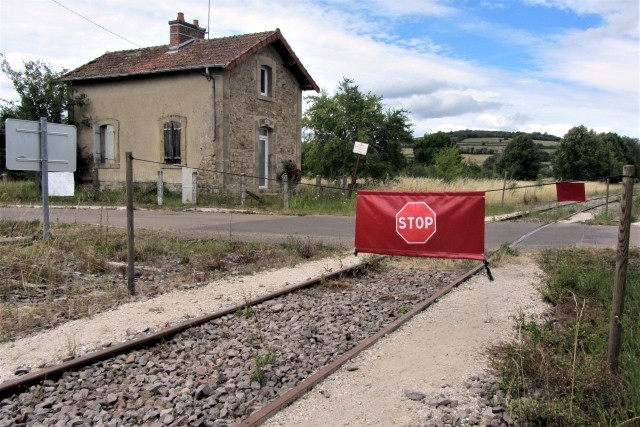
492,248,639,425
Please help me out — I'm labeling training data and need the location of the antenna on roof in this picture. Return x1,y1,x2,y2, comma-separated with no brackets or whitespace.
207,0,211,39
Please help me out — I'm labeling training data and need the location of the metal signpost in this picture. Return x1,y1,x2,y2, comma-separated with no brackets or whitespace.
5,118,77,240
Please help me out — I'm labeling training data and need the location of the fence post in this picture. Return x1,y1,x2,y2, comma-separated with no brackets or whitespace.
605,177,610,217
157,171,163,206
342,175,347,193
607,165,635,372
501,170,507,208
40,118,49,241
126,152,135,296
282,174,289,210
316,175,321,198
240,174,246,207
1,173,6,182
192,171,198,205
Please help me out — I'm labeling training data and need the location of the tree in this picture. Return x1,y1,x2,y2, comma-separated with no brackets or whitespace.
413,131,455,165
302,78,412,180
497,133,541,180
597,132,640,175
1,54,87,127
432,146,463,181
552,125,638,180
1,54,89,177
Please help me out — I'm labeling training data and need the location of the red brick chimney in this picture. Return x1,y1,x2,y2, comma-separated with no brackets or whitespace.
168,12,206,48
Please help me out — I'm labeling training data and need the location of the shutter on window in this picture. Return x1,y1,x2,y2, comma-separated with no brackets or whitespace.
172,124,181,162
93,125,101,163
163,122,172,162
104,125,116,162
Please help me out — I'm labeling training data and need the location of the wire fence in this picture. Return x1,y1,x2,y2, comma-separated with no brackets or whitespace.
122,155,632,212
0,155,632,212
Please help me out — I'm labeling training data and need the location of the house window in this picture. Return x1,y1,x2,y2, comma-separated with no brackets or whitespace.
93,120,119,167
257,57,276,100
258,128,269,188
260,65,272,97
163,121,181,164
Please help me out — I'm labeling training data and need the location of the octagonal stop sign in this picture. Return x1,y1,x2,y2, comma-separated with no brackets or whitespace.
395,202,437,244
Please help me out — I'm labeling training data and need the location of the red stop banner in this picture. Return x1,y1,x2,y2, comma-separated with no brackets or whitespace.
355,191,485,260
556,182,586,202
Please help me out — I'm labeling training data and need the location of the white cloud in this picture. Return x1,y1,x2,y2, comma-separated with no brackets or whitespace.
0,0,638,138
475,112,531,129
534,27,639,94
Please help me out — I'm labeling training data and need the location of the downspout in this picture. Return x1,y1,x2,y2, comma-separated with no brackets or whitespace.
205,67,216,141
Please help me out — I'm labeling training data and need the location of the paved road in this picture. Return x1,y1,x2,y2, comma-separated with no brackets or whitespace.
1,206,638,252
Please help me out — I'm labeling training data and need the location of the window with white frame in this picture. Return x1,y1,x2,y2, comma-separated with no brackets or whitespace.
93,121,119,167
257,57,276,100
258,128,269,188
260,65,272,97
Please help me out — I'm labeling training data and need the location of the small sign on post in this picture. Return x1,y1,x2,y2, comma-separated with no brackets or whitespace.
348,141,369,198
353,141,369,156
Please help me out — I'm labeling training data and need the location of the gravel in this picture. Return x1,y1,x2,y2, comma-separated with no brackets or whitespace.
0,266,461,426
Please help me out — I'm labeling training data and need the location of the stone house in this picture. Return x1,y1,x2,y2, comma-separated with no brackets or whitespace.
61,12,318,192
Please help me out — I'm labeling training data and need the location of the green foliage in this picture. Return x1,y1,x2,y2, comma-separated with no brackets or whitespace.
1,54,90,177
283,235,327,259
492,248,640,425
401,161,429,177
276,160,302,185
448,129,561,142
432,146,464,181
552,125,639,180
0,54,87,128
489,243,519,267
302,78,412,180
236,306,255,319
251,352,277,384
497,134,542,180
413,131,456,165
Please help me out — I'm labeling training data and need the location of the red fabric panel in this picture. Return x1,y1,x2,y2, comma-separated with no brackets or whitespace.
556,182,586,202
355,191,485,260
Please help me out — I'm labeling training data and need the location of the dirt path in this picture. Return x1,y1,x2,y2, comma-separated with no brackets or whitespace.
263,254,548,426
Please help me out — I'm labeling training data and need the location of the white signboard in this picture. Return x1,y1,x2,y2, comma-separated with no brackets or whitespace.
353,141,369,155
48,172,75,197
5,118,77,172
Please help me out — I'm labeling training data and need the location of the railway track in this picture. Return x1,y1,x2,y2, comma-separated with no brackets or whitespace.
0,258,479,426
0,196,618,426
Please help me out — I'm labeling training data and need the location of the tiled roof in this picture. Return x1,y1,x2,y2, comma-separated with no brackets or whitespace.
61,30,319,91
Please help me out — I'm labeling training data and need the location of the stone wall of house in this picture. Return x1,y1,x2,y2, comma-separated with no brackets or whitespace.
72,47,305,196
225,45,303,192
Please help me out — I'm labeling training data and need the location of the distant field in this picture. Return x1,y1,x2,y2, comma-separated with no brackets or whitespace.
403,137,558,163
462,154,492,165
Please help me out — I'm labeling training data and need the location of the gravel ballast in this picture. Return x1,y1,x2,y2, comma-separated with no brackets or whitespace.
0,266,461,426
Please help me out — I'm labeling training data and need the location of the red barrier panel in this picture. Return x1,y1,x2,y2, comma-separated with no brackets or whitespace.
556,182,586,202
355,191,485,260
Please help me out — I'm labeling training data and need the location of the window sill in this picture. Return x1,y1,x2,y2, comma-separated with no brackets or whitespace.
98,163,120,169
258,94,274,102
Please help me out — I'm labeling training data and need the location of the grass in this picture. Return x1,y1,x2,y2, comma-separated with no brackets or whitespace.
0,177,615,218
0,220,343,342
490,248,640,426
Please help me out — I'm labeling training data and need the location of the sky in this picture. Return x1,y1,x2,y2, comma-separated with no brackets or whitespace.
0,0,638,139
